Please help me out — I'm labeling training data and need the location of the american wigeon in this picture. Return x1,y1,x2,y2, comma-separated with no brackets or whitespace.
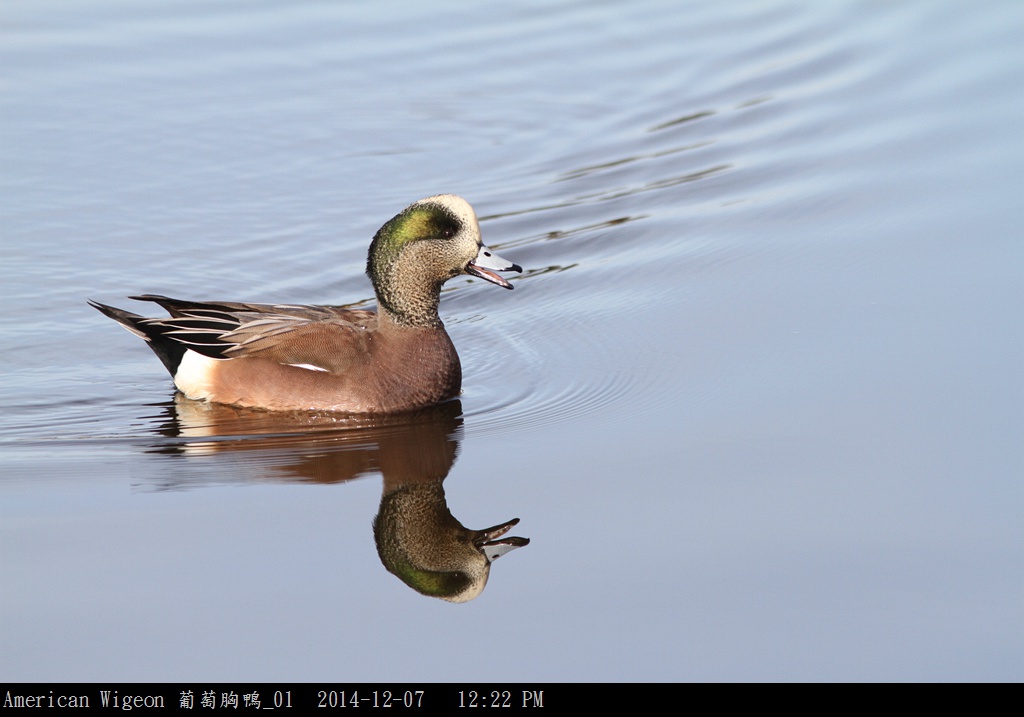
90,194,522,413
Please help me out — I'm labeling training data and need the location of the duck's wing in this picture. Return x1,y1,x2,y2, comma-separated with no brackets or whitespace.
92,294,375,375
217,310,375,374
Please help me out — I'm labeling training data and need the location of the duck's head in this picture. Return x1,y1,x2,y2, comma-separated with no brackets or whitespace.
367,194,522,327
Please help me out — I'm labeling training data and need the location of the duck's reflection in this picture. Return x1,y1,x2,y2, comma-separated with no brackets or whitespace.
148,396,529,601
376,483,529,603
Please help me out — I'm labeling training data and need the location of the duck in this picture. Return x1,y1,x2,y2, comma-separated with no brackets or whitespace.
89,194,522,413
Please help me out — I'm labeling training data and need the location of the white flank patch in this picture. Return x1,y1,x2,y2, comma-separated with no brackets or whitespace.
174,349,219,399
287,363,329,372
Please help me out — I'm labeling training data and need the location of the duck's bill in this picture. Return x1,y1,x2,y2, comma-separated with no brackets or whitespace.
482,538,530,562
473,517,531,562
467,245,523,289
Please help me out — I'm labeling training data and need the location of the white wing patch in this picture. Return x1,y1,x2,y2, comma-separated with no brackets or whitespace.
286,363,329,372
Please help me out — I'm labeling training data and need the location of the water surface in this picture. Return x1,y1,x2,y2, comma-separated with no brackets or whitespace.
1,0,1021,681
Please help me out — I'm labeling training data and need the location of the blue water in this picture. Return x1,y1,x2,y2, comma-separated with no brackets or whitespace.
1,0,1021,681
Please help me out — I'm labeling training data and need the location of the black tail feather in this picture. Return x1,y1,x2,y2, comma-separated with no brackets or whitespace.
88,299,188,376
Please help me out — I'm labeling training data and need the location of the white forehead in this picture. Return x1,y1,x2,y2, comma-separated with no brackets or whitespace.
412,194,480,235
